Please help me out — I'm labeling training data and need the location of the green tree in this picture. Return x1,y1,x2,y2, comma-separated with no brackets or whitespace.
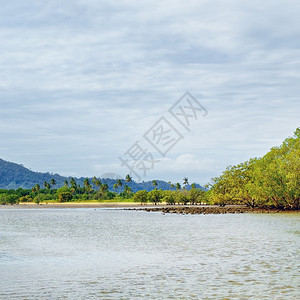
83,178,92,199
34,194,42,205
0,194,19,205
34,184,40,194
176,191,189,205
117,179,122,188
95,179,102,190
70,177,76,187
124,184,131,194
188,189,199,205
83,178,91,190
19,195,32,203
162,190,176,205
120,184,133,199
58,191,72,203
100,183,109,193
148,189,163,205
152,180,158,189
183,177,189,189
209,128,300,209
125,174,132,182
92,176,97,189
50,179,56,189
70,177,77,195
134,190,148,205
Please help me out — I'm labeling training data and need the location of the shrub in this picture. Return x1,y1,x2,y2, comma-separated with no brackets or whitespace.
58,191,72,202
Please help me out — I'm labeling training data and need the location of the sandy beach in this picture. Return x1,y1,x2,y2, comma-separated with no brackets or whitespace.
0,202,152,209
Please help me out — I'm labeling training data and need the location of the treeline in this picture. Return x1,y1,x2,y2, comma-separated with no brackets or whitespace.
0,177,123,205
133,188,207,205
208,128,300,210
0,176,206,205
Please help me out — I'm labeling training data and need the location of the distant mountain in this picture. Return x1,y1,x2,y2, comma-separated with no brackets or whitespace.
0,158,67,190
0,158,205,192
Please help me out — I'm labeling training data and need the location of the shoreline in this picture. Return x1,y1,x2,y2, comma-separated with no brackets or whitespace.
0,202,155,210
127,205,300,214
0,202,143,209
0,203,299,213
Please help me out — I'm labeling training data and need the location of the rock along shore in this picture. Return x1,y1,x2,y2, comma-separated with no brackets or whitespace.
128,205,294,215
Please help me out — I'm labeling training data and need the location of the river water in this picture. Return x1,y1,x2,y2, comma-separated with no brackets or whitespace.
0,208,299,299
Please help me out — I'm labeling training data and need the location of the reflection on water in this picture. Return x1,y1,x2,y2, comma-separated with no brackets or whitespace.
0,209,299,299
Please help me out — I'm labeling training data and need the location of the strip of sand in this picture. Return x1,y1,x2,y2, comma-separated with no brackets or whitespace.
0,202,146,209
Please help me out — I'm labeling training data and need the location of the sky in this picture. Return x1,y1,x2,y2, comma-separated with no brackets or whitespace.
0,0,299,185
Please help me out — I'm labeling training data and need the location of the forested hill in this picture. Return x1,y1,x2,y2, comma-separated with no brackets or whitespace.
0,158,204,192
0,159,68,190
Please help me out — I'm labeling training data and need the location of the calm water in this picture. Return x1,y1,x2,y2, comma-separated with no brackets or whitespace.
0,209,299,299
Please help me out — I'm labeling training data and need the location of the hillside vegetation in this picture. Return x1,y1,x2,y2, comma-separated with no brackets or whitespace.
209,128,300,209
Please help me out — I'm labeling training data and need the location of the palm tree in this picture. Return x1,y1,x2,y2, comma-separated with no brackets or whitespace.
43,181,48,189
69,178,77,195
183,178,189,190
83,178,91,190
35,184,40,193
176,183,181,190
124,184,132,194
83,178,92,199
50,179,56,189
34,184,41,204
95,179,102,190
92,176,97,190
70,177,77,194
113,179,122,193
183,177,189,186
152,180,158,189
116,179,122,191
100,183,109,193
125,174,132,182
64,180,69,187
70,177,76,187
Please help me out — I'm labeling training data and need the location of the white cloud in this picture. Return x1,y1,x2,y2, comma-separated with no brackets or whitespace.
0,0,299,183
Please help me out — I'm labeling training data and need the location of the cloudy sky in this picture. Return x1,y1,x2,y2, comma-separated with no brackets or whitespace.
0,0,299,185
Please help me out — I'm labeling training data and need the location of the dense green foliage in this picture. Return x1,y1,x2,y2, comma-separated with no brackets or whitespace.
209,128,300,209
0,182,206,205
0,173,206,205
